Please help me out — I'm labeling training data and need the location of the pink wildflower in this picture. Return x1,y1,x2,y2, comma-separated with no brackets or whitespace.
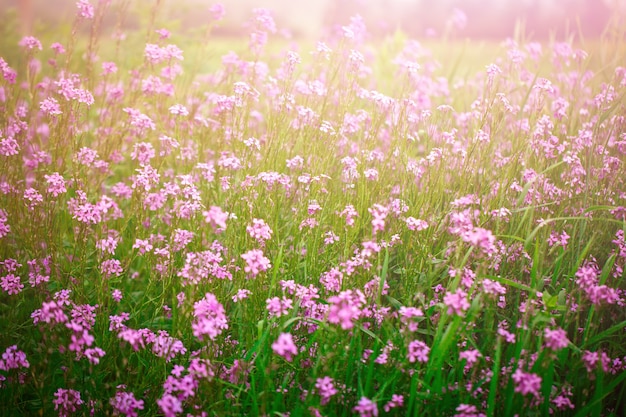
209,3,226,21
203,206,229,232
320,268,343,292
241,249,271,278
405,217,428,231
482,279,506,295
157,394,182,417
383,394,404,412
110,390,144,417
84,347,105,365
459,349,482,368
548,230,570,249
353,397,378,417
0,345,30,371
286,155,303,169
512,368,542,398
144,44,183,65
340,204,359,226
152,331,186,362
368,204,388,235
44,172,67,196
462,227,497,256
247,218,273,243
51,42,66,54
123,107,156,133
19,36,42,51
271,332,297,362
407,340,430,363
232,289,251,303
0,57,17,84
398,306,424,332
327,290,365,330
76,0,94,19
364,168,379,181
169,104,188,116
443,289,470,316
0,137,19,156
130,142,155,165
111,289,122,303
323,231,340,245
191,293,228,341
100,259,123,278
582,350,599,372
31,300,68,325
154,28,170,40
53,388,83,417
0,210,10,238
497,323,516,343
266,296,293,318
40,97,62,116
315,376,337,405
575,262,621,305
552,388,575,411
1,273,23,295
454,404,486,417
544,327,569,351
23,188,43,209
101,61,117,75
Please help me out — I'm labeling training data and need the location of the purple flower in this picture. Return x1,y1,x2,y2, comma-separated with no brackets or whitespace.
544,327,569,351
53,388,83,417
76,0,94,19
157,394,182,417
353,397,378,417
203,206,229,232
266,296,293,318
0,273,23,295
459,349,482,367
383,394,403,412
241,249,271,278
407,340,430,363
443,289,470,316
0,345,30,371
512,368,542,398
327,290,365,330
315,376,337,405
271,332,297,362
247,218,273,243
19,36,42,51
110,390,144,417
454,403,486,417
209,3,226,21
192,293,228,341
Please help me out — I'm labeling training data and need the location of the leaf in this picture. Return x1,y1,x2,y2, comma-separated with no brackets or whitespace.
598,254,616,286
581,320,626,349
486,275,534,293
486,337,502,417
358,325,383,344
573,370,626,417
377,249,389,305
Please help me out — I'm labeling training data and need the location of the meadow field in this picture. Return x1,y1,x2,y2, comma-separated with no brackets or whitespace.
0,2,626,416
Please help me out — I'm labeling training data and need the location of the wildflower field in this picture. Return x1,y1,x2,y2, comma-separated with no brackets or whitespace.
1,2,626,416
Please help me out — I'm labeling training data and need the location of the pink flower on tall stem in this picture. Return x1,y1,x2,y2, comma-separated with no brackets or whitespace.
353,397,378,417
512,368,542,398
544,327,569,351
443,289,470,316
272,332,297,362
241,249,271,278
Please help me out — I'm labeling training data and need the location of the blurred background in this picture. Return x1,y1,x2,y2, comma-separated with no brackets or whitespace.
1,0,624,40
